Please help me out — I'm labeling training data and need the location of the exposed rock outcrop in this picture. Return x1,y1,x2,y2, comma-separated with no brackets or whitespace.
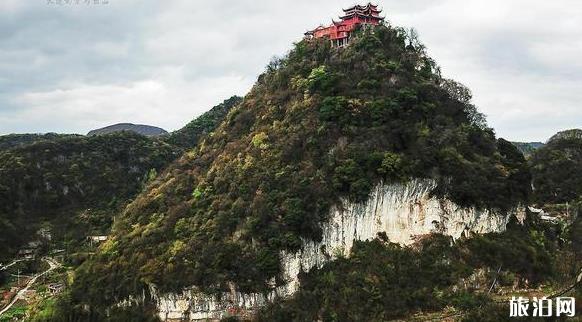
151,179,518,321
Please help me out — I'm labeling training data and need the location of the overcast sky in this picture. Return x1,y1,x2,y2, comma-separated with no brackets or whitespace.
1,0,581,141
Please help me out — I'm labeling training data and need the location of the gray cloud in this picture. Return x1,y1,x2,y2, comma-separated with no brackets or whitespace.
0,0,581,141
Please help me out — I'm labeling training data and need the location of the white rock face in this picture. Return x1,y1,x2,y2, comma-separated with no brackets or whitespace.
153,179,514,321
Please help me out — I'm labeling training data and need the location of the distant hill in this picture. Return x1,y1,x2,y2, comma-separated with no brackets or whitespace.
0,99,238,263
0,132,178,262
511,130,582,158
530,128,582,204
0,133,79,150
511,141,545,157
87,123,168,137
548,129,582,144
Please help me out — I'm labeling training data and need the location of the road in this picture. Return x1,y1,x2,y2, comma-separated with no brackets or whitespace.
0,257,60,317
0,259,24,271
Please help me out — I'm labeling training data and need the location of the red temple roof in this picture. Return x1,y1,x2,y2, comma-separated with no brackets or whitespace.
341,3,382,16
305,3,384,46
342,3,381,12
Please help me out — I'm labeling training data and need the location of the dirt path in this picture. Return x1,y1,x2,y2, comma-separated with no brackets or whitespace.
0,259,24,271
0,257,60,317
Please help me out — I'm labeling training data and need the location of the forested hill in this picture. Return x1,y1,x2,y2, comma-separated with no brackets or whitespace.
164,95,242,149
59,23,532,320
0,132,177,261
530,128,582,205
0,133,79,151
548,128,582,143
0,98,236,263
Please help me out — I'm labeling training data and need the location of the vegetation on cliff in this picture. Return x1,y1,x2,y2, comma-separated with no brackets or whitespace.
259,213,573,321
164,96,242,150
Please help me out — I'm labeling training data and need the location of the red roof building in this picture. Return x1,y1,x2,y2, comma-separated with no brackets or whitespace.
305,3,384,47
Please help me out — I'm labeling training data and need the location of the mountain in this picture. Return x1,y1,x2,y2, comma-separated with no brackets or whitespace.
0,99,235,263
548,128,582,143
87,123,168,137
49,23,549,321
530,128,582,205
0,133,78,151
165,96,242,150
511,141,544,157
0,132,178,262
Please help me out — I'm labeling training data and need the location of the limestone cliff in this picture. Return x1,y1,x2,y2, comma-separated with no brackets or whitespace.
152,179,517,321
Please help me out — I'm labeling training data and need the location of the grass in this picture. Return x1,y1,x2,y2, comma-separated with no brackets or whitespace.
0,305,27,322
26,297,58,322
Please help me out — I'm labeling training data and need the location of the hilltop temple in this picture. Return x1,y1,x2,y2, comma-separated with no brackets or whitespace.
305,3,385,47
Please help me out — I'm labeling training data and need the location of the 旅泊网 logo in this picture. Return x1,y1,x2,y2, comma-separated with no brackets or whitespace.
509,296,575,317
